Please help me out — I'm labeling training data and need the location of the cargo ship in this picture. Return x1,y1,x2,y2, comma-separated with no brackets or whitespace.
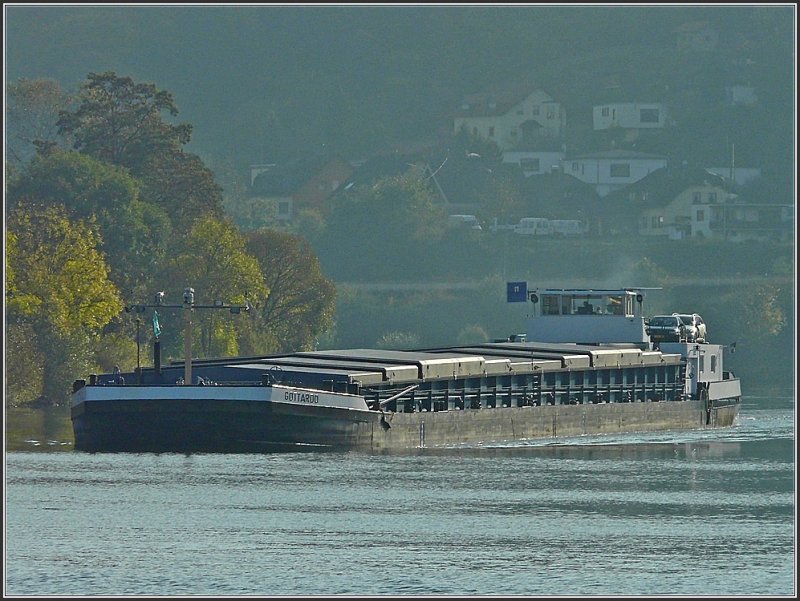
71,285,741,453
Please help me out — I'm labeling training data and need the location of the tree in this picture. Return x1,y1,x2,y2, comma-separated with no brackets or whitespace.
7,203,123,405
241,229,336,354
138,150,224,226
375,331,420,350
6,149,172,299
336,172,447,242
55,72,222,227
159,216,267,358
7,149,139,216
6,78,72,166
56,71,191,174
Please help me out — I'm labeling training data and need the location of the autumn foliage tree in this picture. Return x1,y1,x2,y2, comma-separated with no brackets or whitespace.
243,229,336,354
159,216,267,359
6,203,122,405
5,72,338,406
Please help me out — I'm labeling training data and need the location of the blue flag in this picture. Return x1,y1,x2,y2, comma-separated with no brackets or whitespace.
152,311,161,338
506,281,528,303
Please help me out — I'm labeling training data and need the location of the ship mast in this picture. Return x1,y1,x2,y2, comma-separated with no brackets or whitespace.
125,288,250,384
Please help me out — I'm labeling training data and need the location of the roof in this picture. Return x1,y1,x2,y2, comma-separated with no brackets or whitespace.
454,77,551,118
604,165,728,207
567,149,667,161
250,154,333,195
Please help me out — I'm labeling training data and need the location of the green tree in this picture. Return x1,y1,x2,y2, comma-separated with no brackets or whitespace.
241,228,336,354
6,149,172,298
7,203,122,405
321,171,448,280
55,72,223,227
375,331,420,350
56,71,191,173
7,149,138,215
160,216,267,358
138,149,224,226
6,77,72,166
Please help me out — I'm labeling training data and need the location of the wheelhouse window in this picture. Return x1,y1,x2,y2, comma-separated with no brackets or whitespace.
542,294,561,315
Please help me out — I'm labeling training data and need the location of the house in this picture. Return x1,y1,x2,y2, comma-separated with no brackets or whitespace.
502,150,565,177
562,149,668,197
610,165,792,242
453,82,566,151
674,21,719,52
249,155,354,221
725,85,758,106
593,102,668,132
704,166,761,189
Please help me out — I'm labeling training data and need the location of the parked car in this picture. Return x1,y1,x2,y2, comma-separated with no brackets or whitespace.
646,314,686,343
672,313,707,342
448,214,482,230
549,219,586,237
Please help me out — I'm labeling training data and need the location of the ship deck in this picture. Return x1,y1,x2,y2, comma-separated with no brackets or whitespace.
124,341,692,412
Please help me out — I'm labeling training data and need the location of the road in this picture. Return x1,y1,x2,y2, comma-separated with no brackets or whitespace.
337,275,792,293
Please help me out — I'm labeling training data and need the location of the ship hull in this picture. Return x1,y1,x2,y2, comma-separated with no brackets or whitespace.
72,393,740,454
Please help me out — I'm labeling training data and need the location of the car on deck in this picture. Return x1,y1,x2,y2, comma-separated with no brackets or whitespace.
646,314,686,344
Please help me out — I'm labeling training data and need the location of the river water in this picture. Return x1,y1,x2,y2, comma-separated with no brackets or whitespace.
4,394,795,596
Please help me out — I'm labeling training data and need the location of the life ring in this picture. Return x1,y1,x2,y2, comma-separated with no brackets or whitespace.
636,294,643,303
529,293,539,303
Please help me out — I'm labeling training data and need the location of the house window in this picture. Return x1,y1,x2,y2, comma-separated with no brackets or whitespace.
696,210,705,222
572,162,579,171
708,192,717,202
488,126,495,137
651,215,664,228
547,111,555,119
532,106,540,115
610,163,630,178
640,108,660,123
693,192,701,203
601,107,610,117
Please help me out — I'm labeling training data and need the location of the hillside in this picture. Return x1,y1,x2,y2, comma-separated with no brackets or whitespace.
5,5,794,178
